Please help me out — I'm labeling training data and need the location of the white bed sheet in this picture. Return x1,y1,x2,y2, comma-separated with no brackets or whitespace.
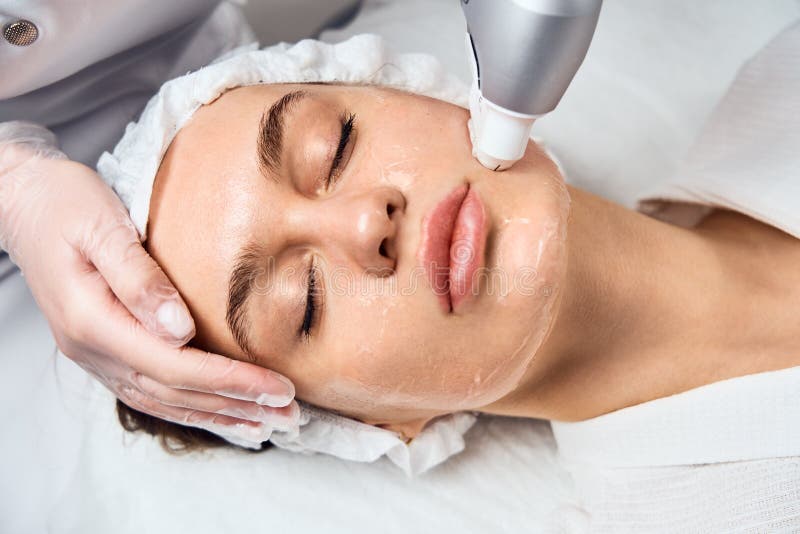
2,1,799,532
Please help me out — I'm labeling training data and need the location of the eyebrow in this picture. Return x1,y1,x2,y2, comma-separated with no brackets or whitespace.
257,89,308,178
226,243,266,359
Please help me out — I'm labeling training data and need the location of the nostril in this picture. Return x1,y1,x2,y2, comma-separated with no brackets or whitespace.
387,203,395,217
379,238,389,258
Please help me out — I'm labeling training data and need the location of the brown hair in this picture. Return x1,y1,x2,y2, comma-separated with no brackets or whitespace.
116,399,274,454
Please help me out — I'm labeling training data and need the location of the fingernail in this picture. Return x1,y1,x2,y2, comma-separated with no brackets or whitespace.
268,402,301,431
207,422,272,447
218,404,295,427
156,300,194,341
237,422,273,442
256,392,292,407
272,420,300,433
255,374,295,407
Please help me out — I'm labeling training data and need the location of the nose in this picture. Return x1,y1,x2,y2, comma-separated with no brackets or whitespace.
296,187,406,274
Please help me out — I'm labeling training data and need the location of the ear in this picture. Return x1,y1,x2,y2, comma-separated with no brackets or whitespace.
369,417,436,443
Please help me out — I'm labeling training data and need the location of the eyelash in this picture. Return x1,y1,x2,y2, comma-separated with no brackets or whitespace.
325,112,356,189
300,112,356,340
300,258,322,341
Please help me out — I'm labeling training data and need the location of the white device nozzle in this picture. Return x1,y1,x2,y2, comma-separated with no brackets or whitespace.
467,82,537,171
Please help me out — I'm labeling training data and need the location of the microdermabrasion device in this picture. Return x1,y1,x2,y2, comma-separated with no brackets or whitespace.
461,0,603,171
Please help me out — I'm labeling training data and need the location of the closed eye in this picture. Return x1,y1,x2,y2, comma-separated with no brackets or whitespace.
326,112,356,189
300,259,319,340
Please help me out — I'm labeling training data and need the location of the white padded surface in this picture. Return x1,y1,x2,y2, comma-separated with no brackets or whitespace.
0,274,92,533
2,1,799,532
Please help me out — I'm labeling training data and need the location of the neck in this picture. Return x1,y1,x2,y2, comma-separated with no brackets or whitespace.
482,186,790,421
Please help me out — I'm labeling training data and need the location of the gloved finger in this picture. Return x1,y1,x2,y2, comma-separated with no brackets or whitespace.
82,311,295,408
79,269,296,409
139,345,295,407
134,373,300,431
0,121,66,161
79,202,195,347
95,314,297,407
117,383,273,445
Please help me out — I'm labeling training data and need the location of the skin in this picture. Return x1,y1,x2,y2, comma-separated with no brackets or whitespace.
484,190,800,422
147,83,800,440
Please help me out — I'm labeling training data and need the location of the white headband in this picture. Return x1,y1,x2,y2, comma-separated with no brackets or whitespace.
97,34,477,477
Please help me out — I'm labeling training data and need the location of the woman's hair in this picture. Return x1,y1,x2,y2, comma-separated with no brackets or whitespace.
116,399,274,454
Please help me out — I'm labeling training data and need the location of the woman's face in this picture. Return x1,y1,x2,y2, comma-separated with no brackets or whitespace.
147,83,570,430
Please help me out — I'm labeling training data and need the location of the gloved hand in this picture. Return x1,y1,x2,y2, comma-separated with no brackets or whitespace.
0,122,299,445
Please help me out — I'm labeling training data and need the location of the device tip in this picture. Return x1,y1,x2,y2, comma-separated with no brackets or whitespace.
474,148,513,171
468,91,536,173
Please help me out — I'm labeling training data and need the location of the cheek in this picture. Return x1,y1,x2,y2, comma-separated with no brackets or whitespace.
358,101,470,191
305,286,440,417
318,293,513,416
371,145,420,191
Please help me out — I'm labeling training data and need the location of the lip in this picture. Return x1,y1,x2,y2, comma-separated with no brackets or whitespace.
418,183,487,313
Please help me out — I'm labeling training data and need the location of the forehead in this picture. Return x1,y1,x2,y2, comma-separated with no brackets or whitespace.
146,84,285,355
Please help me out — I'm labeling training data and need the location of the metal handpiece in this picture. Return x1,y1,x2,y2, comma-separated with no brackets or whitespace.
462,0,602,170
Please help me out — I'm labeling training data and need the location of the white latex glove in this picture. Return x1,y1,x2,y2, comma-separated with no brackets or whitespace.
0,121,299,445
